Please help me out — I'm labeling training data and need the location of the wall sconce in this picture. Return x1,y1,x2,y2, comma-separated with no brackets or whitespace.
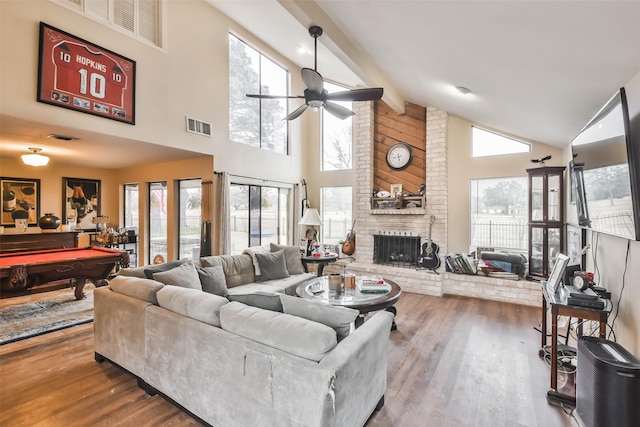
21,148,50,167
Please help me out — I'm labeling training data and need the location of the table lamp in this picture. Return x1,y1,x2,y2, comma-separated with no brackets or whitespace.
299,208,323,255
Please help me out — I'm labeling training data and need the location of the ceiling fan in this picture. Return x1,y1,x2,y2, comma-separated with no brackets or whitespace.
246,25,384,121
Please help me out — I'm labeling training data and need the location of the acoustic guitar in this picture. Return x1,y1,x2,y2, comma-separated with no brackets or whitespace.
419,215,440,270
342,219,356,256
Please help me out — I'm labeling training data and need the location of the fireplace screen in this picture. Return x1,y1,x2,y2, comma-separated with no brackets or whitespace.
373,233,421,268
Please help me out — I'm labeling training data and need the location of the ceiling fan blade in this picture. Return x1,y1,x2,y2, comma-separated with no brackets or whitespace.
327,87,384,102
324,101,355,120
246,94,304,99
301,68,324,93
284,103,309,121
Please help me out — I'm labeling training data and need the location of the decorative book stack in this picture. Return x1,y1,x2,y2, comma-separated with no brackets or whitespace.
357,276,391,294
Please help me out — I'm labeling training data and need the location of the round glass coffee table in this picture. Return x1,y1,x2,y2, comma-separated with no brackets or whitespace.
296,276,401,330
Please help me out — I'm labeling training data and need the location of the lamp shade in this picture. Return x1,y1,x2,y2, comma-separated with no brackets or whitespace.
22,148,49,167
299,208,323,226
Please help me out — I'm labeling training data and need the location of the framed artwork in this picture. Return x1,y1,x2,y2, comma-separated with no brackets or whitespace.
1,177,41,227
62,177,101,231
566,223,587,268
390,184,403,196
37,22,136,125
547,253,569,294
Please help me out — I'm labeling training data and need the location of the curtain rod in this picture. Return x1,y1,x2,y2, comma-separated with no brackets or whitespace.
214,171,299,187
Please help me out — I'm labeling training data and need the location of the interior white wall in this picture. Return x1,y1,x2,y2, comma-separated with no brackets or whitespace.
446,117,563,254
0,0,307,185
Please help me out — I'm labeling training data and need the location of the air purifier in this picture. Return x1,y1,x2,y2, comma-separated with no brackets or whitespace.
575,336,640,427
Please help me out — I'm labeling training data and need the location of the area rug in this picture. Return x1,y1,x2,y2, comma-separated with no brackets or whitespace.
0,289,94,345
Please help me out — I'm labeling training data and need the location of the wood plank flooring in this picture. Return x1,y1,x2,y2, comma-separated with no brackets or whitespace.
0,291,577,427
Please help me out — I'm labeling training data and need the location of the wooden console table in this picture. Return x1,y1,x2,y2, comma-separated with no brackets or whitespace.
0,231,79,254
540,281,608,406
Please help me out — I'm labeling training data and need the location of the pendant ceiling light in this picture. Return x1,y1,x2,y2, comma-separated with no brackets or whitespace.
21,147,50,167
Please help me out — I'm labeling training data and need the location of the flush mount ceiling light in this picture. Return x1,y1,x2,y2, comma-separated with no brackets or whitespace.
21,147,50,167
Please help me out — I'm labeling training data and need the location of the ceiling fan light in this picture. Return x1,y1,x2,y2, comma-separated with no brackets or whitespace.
308,100,324,111
22,148,50,167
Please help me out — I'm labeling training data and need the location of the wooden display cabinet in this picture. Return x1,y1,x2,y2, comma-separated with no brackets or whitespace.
527,166,565,279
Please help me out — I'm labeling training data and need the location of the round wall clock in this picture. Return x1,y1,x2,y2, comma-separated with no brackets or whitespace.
386,142,413,171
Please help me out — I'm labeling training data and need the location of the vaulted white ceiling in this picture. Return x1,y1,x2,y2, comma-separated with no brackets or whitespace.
210,0,640,148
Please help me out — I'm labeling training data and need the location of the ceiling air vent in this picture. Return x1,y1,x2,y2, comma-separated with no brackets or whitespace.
186,116,212,137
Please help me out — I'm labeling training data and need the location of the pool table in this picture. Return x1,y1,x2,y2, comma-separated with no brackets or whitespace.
0,247,129,299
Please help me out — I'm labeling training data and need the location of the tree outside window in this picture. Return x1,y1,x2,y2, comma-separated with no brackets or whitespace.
229,34,288,154
322,82,352,170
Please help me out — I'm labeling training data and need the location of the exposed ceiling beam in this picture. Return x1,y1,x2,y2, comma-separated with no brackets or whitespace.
278,0,405,115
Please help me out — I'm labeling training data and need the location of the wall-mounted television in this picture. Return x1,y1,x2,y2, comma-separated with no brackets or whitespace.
571,86,640,241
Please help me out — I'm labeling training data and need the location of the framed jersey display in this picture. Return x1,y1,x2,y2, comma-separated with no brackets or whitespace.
37,22,136,125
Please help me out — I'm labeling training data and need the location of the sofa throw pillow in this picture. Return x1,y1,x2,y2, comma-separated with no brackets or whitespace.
143,258,189,279
280,294,359,342
227,290,283,312
255,250,289,282
270,243,305,275
220,302,337,362
242,245,270,277
197,265,229,296
157,286,228,327
152,261,202,290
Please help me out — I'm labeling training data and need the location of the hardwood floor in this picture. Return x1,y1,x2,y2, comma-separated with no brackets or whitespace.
0,291,577,427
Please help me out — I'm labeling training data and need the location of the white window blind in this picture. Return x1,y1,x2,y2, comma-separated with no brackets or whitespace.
53,0,162,48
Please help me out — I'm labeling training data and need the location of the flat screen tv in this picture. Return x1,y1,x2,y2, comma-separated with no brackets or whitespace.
571,87,640,241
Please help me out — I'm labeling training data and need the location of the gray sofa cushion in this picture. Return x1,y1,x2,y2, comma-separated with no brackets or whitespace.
156,286,228,327
109,275,165,304
200,254,255,288
144,259,189,279
117,265,148,278
197,266,229,296
227,290,283,312
270,243,305,274
280,294,359,342
255,250,289,282
152,261,202,290
220,302,337,362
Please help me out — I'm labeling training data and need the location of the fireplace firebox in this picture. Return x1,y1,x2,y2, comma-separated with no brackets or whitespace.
373,233,421,268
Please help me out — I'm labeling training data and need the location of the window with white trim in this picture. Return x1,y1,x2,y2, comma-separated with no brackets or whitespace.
472,126,530,158
229,34,288,154
320,186,352,244
52,0,163,48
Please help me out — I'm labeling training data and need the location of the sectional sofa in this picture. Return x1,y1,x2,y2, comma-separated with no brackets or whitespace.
94,246,394,427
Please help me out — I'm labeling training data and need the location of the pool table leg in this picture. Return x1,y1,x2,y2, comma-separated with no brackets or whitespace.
74,278,110,299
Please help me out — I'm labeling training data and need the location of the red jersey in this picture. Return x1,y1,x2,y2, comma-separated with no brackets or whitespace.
52,42,128,107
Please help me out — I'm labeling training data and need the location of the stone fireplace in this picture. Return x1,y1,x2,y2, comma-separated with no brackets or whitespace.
330,101,448,296
323,100,540,307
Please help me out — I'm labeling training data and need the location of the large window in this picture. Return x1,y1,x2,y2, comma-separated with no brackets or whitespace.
229,34,288,154
123,183,138,231
229,183,290,254
178,179,201,260
54,0,163,47
470,177,528,251
472,127,530,158
320,186,352,244
149,181,167,263
322,82,353,170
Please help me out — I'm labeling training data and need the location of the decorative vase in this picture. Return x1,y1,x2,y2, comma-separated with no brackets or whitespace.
38,213,61,230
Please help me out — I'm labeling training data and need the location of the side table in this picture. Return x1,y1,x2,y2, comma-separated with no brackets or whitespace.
540,281,608,407
300,254,339,277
